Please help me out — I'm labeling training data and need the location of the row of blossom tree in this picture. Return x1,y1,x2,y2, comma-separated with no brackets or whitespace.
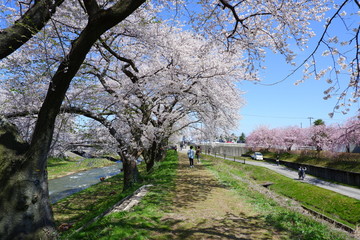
246,116,360,153
1,7,245,186
0,0,358,239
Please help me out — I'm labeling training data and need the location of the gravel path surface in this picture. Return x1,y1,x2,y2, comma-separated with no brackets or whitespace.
159,153,286,239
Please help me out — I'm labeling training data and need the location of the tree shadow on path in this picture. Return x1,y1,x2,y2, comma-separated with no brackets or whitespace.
170,159,227,209
159,154,277,240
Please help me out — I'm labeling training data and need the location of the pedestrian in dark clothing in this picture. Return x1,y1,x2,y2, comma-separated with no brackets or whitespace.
188,146,195,168
301,167,307,180
196,146,201,164
298,166,307,180
298,166,302,179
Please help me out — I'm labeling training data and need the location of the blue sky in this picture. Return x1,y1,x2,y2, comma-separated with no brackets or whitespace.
235,1,360,136
237,52,359,136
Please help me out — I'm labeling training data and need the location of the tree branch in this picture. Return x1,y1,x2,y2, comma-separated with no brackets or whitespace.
83,0,101,17
100,36,139,72
218,0,248,38
0,0,65,59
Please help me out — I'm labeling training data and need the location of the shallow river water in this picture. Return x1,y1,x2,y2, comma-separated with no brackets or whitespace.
48,164,121,203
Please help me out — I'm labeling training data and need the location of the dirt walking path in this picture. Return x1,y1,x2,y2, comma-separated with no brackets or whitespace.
160,153,282,240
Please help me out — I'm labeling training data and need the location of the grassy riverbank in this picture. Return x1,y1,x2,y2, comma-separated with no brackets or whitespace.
53,151,357,239
47,157,116,179
53,151,178,239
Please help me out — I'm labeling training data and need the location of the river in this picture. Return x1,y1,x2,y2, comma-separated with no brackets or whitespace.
49,164,121,203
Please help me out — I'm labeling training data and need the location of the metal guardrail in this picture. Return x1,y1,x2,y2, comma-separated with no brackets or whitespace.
209,151,247,164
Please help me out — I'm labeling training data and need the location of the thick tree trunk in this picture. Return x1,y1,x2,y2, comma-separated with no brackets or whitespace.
143,139,168,172
156,138,169,162
122,157,140,190
0,165,56,240
0,117,56,239
118,147,140,190
143,141,157,172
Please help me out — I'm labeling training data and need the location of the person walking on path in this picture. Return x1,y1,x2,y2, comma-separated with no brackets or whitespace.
188,146,195,168
298,166,307,180
301,167,307,180
196,146,201,164
298,166,302,179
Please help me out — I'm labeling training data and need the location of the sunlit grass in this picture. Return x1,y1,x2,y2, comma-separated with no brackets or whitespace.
206,155,359,231
55,150,178,239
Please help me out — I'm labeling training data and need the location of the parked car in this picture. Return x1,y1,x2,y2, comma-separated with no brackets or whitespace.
251,152,263,160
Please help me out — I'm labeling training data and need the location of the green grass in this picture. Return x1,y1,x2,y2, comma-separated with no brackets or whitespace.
204,156,355,239
206,155,359,230
54,173,127,230
55,150,178,240
47,157,116,179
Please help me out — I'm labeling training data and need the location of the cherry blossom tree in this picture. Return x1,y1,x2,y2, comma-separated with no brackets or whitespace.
246,125,278,150
307,124,335,153
331,116,360,152
276,126,303,151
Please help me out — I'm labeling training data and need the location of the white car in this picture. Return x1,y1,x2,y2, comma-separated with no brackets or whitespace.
251,152,263,160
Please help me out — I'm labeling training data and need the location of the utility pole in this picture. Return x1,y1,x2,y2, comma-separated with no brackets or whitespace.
308,117,314,126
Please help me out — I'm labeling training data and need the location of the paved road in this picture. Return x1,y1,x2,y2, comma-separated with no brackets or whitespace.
180,148,360,201
228,159,360,200
230,157,360,201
